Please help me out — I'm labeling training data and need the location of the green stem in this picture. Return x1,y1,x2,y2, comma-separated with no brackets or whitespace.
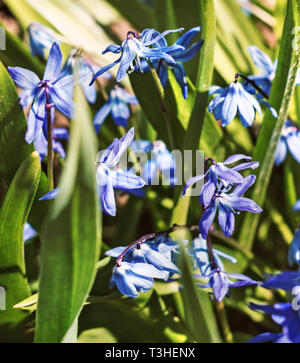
46,90,54,192
214,301,233,343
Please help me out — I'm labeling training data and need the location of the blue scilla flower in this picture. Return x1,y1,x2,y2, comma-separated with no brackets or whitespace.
192,237,258,301
94,86,138,131
110,262,167,298
106,235,181,298
89,29,185,84
130,140,177,185
289,229,300,268
274,121,300,166
34,127,69,161
249,302,300,343
96,128,145,216
8,42,74,144
208,81,262,127
27,23,58,58
39,128,145,216
199,175,263,238
139,27,203,99
24,223,37,242
198,268,258,302
182,154,259,208
106,240,180,276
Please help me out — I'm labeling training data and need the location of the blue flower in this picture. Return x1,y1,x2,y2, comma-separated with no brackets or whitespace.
94,86,138,131
106,239,180,276
249,302,300,343
24,223,37,242
209,81,262,127
109,262,166,298
198,268,258,302
39,128,145,216
182,154,259,208
27,23,58,58
130,139,177,185
34,127,69,161
8,42,74,144
96,128,145,216
288,230,300,268
139,27,203,99
248,46,277,96
199,175,263,238
89,29,185,84
192,236,258,301
106,234,181,298
274,121,300,166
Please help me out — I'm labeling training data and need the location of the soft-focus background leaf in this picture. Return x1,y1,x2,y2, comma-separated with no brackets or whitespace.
0,152,40,342
35,84,101,343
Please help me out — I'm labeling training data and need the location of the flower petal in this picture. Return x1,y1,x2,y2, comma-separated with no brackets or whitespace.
43,41,62,82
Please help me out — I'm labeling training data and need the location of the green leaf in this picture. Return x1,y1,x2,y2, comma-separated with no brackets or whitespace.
35,84,101,343
184,0,216,155
239,0,300,250
130,72,185,150
178,246,222,343
0,152,41,341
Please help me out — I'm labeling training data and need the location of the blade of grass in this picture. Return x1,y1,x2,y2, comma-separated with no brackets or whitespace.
239,0,300,250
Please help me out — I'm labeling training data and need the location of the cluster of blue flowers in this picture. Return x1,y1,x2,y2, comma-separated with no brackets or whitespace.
106,235,180,298
7,20,300,343
182,154,262,238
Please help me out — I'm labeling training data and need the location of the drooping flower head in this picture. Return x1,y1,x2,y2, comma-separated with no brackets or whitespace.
8,42,74,144
96,128,145,216
93,86,138,131
39,128,145,217
274,120,300,166
209,70,277,128
105,234,180,298
89,28,186,84
198,175,262,239
208,81,262,127
193,237,258,301
182,154,259,208
139,26,204,99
